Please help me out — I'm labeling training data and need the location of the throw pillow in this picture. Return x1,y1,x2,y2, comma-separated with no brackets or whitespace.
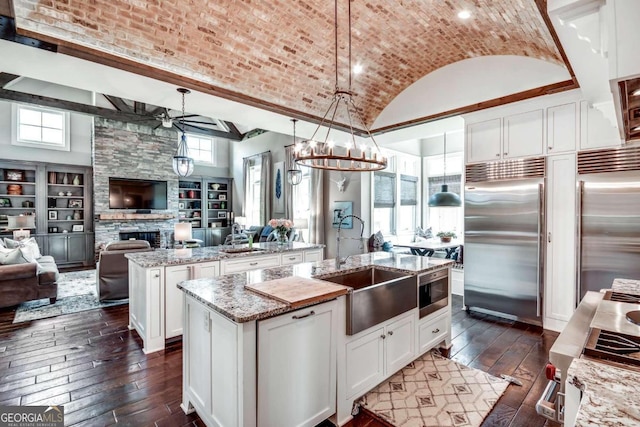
4,237,42,259
0,247,32,265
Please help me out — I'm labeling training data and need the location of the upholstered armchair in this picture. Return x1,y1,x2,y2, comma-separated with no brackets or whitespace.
96,240,152,301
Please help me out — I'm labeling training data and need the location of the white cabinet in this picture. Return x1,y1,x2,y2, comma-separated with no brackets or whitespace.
418,308,449,355
579,101,622,150
183,295,212,415
280,252,303,265
466,118,502,163
544,154,577,332
466,111,544,163
344,310,416,400
257,300,337,427
221,254,280,274
547,103,578,154
166,261,220,339
503,109,544,159
128,263,165,354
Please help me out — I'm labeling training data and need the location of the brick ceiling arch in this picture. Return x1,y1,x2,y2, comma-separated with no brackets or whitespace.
12,0,570,130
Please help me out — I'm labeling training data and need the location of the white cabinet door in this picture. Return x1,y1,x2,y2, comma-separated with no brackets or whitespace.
385,312,416,375
503,109,544,159
545,154,577,331
258,300,337,427
466,118,502,163
221,254,280,274
280,251,303,265
547,103,577,154
165,264,192,339
345,326,385,399
184,296,212,414
195,261,220,278
579,101,621,150
304,249,324,262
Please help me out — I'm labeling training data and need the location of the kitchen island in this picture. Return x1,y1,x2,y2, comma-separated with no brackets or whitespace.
177,252,453,427
125,242,325,353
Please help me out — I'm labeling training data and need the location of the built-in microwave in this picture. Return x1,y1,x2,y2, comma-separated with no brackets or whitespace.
418,268,449,318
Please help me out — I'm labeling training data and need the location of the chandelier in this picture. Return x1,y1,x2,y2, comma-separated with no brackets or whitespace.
287,119,303,185
172,88,195,177
293,0,387,172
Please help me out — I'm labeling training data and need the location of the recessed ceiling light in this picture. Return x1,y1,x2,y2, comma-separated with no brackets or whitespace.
353,63,363,74
458,10,471,19
633,89,640,96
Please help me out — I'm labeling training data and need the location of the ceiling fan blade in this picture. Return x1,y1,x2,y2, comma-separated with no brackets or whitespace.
153,123,163,130
182,119,218,126
172,114,200,120
183,123,213,132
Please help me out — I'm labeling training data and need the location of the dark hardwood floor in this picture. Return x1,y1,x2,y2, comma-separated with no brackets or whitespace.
0,295,558,426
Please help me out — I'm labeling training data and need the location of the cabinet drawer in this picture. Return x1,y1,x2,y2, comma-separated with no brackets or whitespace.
281,252,303,265
222,254,280,274
418,311,448,355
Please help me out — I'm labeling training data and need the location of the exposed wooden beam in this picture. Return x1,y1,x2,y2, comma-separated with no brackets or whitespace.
224,121,242,138
182,122,242,141
0,0,14,18
0,88,157,122
103,95,133,113
0,16,56,52
0,72,19,88
134,101,145,114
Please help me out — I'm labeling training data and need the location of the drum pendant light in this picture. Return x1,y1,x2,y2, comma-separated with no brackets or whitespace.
428,133,461,207
172,88,195,177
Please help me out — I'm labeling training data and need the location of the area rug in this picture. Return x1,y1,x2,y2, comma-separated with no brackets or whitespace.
361,350,509,427
13,270,127,323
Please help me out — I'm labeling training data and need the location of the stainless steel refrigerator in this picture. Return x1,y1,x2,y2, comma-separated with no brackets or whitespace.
578,147,640,301
464,158,545,324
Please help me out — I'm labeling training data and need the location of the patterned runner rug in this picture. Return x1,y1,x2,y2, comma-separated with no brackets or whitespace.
13,270,127,323
361,350,508,427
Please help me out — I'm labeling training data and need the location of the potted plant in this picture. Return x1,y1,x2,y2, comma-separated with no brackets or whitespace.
436,231,457,243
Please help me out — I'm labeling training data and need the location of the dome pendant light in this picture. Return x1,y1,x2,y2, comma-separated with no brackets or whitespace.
172,88,195,177
287,119,303,185
293,0,387,172
428,133,461,207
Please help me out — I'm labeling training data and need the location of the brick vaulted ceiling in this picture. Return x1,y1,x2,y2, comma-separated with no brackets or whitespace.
10,0,573,132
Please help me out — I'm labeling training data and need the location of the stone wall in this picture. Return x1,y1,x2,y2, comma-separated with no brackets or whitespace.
93,118,179,252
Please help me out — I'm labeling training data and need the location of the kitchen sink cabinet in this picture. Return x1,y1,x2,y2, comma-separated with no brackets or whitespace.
257,300,337,427
343,310,416,401
418,307,449,355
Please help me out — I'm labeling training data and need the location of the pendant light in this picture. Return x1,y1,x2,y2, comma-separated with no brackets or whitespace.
172,88,194,177
293,0,387,172
428,133,461,207
287,119,303,185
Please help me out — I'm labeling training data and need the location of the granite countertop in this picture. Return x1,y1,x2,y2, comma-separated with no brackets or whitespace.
177,252,453,323
568,357,640,426
124,242,325,268
612,278,640,296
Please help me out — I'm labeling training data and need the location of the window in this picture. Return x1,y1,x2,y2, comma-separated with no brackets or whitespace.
12,105,70,151
186,133,215,165
372,153,419,236
292,167,312,242
426,152,464,235
246,163,262,226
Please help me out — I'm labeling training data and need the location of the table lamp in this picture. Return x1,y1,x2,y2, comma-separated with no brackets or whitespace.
174,222,192,248
8,214,35,240
235,216,247,232
293,218,309,242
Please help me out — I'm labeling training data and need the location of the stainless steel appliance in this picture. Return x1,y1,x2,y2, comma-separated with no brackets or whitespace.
464,157,545,324
537,285,640,425
577,147,640,302
418,268,448,318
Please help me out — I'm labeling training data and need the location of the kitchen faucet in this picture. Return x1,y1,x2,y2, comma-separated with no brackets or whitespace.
231,222,242,249
336,214,365,268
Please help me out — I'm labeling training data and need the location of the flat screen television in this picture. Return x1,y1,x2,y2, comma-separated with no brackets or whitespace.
109,177,168,210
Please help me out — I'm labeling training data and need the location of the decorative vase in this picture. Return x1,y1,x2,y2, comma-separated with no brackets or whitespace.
72,175,80,185
440,236,451,243
73,210,82,220
48,171,56,184
277,231,288,246
62,173,69,185
187,190,195,199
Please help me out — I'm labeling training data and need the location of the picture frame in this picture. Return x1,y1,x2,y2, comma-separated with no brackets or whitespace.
72,224,84,232
0,198,11,208
273,161,285,214
218,212,227,219
218,194,226,201
48,210,58,220
68,199,83,208
4,169,25,182
332,201,353,229
178,202,186,209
